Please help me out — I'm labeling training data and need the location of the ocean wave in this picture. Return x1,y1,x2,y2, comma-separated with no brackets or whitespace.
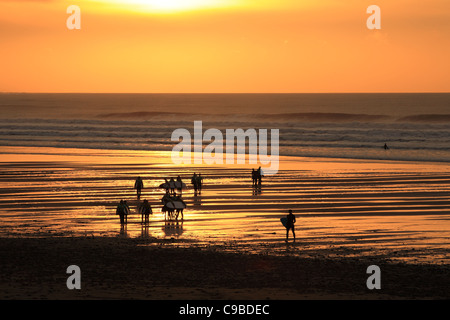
1,139,449,164
94,111,450,124
397,114,450,123
95,111,392,122
254,113,392,122
98,111,192,119
0,114,449,163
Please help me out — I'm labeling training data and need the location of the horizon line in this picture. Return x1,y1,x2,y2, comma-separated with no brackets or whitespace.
1,92,449,95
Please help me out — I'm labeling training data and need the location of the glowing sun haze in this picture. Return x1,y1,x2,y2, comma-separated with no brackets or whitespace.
91,0,239,12
0,0,448,93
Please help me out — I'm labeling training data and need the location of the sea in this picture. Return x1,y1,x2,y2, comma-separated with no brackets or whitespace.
0,93,449,163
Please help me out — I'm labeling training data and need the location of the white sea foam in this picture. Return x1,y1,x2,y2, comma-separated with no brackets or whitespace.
0,93,449,163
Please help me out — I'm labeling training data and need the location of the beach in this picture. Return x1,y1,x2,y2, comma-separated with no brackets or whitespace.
0,146,449,299
1,236,449,300
2,0,449,304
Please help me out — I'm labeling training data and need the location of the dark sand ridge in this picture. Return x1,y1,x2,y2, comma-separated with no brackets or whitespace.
0,236,449,300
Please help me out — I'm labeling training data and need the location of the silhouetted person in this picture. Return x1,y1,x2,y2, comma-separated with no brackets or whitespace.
286,209,296,242
176,175,184,194
252,169,257,185
163,178,170,193
134,176,144,199
197,174,203,193
140,199,152,224
123,200,130,224
191,173,198,193
257,167,263,185
116,200,126,225
169,177,176,194
384,143,389,150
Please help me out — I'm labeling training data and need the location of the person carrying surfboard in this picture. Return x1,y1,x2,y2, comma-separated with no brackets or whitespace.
285,209,296,242
116,200,127,225
140,199,152,224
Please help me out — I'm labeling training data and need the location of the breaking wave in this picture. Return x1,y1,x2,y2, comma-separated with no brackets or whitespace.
0,116,449,163
1,93,449,163
96,111,450,123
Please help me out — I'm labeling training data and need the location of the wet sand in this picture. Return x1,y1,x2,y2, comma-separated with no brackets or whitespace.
0,146,449,299
0,236,449,300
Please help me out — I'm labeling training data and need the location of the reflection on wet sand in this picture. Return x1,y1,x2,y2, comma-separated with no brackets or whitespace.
193,192,202,207
0,146,450,264
140,224,150,238
252,184,262,196
119,223,128,238
163,220,184,239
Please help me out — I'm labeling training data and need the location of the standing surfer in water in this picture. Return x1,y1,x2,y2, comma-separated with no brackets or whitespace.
286,209,296,242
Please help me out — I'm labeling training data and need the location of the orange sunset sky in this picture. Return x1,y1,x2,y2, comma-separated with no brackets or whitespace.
0,0,448,93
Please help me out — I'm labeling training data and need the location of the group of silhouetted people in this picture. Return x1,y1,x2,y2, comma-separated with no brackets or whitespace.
252,167,263,186
117,175,202,226
116,198,153,226
161,190,186,220
118,174,298,244
116,176,153,226
191,173,203,194
162,175,186,195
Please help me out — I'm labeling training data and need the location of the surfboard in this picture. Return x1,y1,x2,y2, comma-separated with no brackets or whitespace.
159,182,169,189
165,201,187,209
160,182,186,189
175,181,186,189
280,217,288,228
